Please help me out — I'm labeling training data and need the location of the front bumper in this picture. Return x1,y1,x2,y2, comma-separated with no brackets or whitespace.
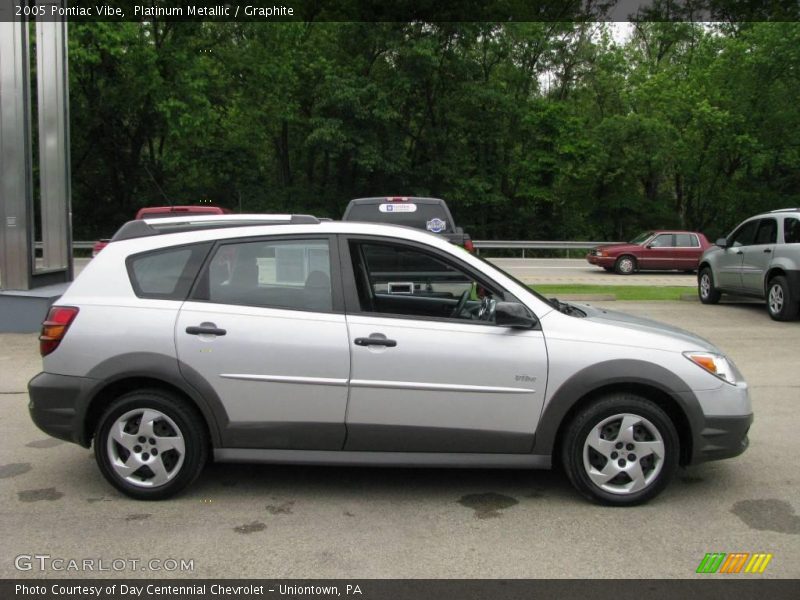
586,253,614,268
691,413,753,463
28,372,96,447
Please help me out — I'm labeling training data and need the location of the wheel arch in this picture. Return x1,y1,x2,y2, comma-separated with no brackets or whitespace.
764,266,787,295
534,360,699,467
81,353,225,448
551,382,693,467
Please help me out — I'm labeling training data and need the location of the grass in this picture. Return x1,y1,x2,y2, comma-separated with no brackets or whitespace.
530,284,696,301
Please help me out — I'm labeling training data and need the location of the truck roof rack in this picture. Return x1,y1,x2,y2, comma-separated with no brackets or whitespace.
111,214,321,242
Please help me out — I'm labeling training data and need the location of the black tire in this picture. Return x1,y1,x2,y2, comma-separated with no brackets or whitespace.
698,267,721,304
561,394,679,506
94,389,208,500
766,275,800,321
603,267,614,273
614,255,637,275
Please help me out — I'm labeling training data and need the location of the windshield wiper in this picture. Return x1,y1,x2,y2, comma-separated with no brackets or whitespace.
549,297,586,317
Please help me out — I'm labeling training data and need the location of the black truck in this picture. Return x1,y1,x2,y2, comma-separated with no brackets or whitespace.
342,197,473,251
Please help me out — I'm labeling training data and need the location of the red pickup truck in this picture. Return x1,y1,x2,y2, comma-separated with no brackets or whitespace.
92,205,230,256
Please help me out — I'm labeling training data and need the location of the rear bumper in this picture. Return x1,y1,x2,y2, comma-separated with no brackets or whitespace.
690,413,753,464
28,372,96,447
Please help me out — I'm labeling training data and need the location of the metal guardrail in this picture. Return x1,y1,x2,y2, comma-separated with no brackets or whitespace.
472,240,620,257
36,241,95,250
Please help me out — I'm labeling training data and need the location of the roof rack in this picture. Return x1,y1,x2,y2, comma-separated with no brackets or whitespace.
111,214,321,242
769,208,800,213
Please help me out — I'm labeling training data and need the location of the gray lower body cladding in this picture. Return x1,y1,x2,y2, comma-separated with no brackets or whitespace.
28,369,752,467
28,371,96,446
693,413,753,463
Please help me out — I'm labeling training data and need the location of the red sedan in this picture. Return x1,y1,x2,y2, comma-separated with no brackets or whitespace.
587,230,711,274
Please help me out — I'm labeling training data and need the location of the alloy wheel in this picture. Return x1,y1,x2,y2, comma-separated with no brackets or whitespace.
106,408,186,488
582,413,665,495
700,273,711,299
768,283,784,315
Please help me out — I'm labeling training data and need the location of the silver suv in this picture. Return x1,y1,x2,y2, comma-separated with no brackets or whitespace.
28,215,752,505
698,208,800,320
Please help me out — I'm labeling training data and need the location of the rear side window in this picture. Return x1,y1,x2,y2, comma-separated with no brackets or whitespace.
784,217,800,244
202,239,333,312
127,243,211,300
674,234,699,247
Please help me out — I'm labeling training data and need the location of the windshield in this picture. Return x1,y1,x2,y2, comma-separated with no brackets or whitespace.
629,231,654,245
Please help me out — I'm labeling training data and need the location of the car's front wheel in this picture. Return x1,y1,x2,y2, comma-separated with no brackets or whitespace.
561,394,679,506
94,389,208,500
698,267,721,304
766,275,800,321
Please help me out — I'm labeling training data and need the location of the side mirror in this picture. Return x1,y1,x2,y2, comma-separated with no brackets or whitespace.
495,302,536,329
645,244,654,249
715,238,728,248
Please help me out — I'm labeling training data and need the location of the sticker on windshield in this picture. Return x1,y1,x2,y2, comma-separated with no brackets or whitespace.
426,218,447,233
379,203,417,213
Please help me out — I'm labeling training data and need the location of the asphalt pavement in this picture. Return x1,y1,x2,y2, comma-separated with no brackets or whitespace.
1,300,797,579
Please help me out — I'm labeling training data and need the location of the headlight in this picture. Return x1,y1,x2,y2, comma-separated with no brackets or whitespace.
683,351,737,385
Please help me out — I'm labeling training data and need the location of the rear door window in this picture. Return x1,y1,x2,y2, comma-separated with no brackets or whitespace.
201,239,333,312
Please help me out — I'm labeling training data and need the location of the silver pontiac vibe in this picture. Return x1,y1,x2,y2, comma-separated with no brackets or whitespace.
28,214,752,505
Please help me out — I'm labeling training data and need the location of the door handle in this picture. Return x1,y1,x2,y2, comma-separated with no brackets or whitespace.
354,336,397,347
186,324,227,336
764,248,772,253
736,250,743,255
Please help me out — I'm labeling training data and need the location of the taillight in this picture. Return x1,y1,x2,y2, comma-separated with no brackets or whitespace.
464,239,475,252
39,306,79,356
386,196,409,202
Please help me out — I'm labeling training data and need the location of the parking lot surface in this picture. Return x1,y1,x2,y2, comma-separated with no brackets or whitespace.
1,301,798,578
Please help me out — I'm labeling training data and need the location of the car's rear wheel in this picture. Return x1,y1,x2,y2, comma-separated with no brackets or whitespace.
614,255,637,275
561,394,679,506
94,389,208,500
766,275,799,321
698,267,721,304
